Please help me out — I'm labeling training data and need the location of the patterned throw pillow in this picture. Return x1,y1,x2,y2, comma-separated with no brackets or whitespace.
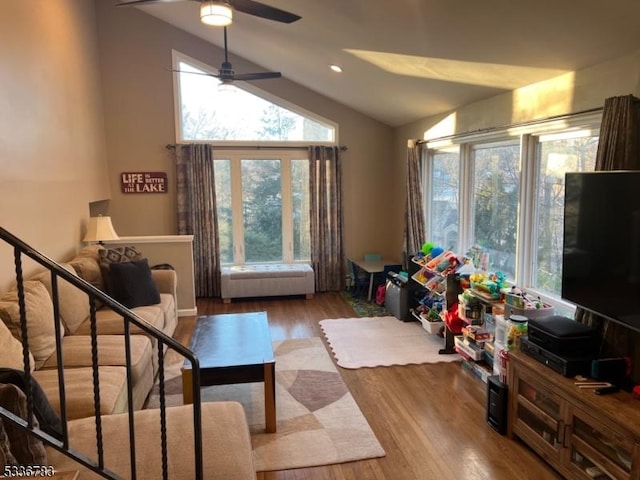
0,419,18,468
98,246,143,295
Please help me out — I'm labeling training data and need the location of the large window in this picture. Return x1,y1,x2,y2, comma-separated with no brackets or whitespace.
423,115,600,306
173,51,335,143
533,132,598,293
172,51,335,265
472,142,520,279
427,150,460,252
214,152,310,265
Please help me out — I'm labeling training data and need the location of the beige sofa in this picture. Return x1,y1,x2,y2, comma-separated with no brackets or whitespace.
0,243,256,479
0,244,178,418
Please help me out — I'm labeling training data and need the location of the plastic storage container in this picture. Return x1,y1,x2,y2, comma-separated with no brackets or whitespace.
506,314,528,351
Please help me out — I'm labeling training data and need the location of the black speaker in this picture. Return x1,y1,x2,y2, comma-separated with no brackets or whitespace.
487,375,508,435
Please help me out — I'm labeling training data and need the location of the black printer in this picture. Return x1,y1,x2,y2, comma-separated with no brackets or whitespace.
527,316,600,356
520,316,600,377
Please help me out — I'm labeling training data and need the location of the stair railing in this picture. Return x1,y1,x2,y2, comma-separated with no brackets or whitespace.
0,226,203,479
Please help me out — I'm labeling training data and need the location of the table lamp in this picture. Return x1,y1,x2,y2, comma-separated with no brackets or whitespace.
83,215,119,245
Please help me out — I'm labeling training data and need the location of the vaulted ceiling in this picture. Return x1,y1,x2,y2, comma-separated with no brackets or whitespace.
118,0,640,127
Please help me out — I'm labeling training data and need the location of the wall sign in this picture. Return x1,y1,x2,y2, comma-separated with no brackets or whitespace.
121,172,167,194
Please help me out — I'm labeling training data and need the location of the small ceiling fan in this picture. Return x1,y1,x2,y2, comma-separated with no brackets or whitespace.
177,26,281,84
116,0,301,25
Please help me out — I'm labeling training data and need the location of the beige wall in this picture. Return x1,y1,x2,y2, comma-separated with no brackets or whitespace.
94,1,397,263
0,0,110,291
6,1,640,292
0,0,397,293
391,48,640,255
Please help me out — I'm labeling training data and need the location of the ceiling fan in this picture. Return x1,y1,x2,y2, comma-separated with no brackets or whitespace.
116,0,301,25
177,26,282,85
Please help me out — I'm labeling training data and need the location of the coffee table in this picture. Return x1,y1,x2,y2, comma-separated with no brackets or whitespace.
181,311,276,433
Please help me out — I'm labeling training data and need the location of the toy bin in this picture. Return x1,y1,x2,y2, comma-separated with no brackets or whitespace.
385,275,410,321
417,313,444,334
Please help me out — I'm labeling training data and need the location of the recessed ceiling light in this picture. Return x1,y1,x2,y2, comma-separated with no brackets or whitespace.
330,65,343,73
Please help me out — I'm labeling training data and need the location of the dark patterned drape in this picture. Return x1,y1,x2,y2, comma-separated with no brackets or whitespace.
404,140,426,259
308,146,343,292
575,94,640,372
175,144,220,297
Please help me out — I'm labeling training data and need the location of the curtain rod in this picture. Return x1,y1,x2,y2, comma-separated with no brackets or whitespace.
166,144,347,151
416,106,604,145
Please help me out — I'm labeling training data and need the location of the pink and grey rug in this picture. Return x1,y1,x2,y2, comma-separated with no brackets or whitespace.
147,337,385,472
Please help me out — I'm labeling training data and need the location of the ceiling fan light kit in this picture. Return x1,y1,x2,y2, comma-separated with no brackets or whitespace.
217,79,236,93
200,1,233,26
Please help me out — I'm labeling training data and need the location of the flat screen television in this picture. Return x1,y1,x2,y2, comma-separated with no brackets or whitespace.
562,171,640,333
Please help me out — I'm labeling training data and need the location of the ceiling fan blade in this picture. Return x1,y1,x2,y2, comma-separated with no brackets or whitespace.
232,0,301,23
231,71,282,81
116,0,188,6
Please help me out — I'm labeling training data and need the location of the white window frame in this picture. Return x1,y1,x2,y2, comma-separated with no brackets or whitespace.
215,149,309,265
172,50,338,146
423,111,602,316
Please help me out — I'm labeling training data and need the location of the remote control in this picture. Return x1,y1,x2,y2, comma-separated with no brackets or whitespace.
594,386,619,395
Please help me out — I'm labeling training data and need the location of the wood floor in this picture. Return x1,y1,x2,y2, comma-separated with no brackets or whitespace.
172,292,563,480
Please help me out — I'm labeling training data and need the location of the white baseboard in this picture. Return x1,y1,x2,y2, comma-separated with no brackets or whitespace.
178,308,197,317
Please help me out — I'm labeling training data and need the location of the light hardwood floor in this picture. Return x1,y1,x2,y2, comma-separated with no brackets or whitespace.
172,292,562,480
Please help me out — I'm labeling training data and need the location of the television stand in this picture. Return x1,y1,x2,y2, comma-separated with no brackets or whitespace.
507,350,640,479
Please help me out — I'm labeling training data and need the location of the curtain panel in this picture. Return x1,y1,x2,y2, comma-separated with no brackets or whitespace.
404,140,426,260
308,146,343,292
575,94,640,374
175,144,221,297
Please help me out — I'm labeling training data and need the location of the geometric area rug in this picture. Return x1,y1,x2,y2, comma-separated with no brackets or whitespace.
146,337,385,472
320,316,461,369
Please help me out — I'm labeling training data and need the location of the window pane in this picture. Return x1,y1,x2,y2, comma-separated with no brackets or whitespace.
178,61,334,142
430,151,459,252
472,144,520,279
242,159,282,263
534,134,598,295
292,159,310,261
214,159,233,264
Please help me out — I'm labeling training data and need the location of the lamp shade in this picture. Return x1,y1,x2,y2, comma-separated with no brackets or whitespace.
200,1,233,26
83,216,119,243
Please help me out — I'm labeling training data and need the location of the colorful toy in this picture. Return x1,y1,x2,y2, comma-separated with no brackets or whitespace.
422,242,435,255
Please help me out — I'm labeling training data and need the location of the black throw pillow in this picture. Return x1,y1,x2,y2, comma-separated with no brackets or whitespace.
109,258,161,309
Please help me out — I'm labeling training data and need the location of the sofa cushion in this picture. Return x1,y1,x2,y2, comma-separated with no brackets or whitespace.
0,281,62,369
34,263,90,335
68,251,104,293
32,366,129,420
98,246,143,294
0,317,35,373
0,383,47,466
46,402,256,480
157,293,177,334
109,259,161,309
41,335,154,410
72,305,165,336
